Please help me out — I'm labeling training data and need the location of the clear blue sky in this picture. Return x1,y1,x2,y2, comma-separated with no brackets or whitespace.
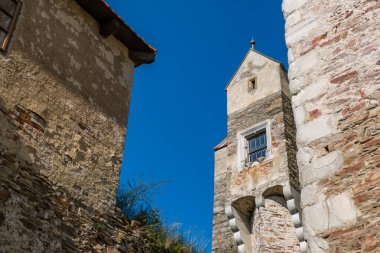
107,0,287,251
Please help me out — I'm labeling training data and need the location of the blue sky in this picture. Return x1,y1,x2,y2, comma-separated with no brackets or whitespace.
107,0,287,251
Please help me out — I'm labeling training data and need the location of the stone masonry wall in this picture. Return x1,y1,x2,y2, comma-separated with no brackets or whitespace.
227,92,291,200
283,0,380,252
282,93,300,190
212,146,235,252
1,0,134,214
0,108,156,252
252,198,300,253
212,90,300,252
0,0,144,251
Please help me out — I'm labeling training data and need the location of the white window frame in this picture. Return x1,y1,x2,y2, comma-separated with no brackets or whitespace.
236,119,272,171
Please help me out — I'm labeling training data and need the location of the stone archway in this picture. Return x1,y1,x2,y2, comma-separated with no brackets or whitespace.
225,196,256,253
250,185,302,253
226,185,307,253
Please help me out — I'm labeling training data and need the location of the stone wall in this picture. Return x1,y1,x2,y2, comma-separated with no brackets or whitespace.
0,0,149,251
252,198,300,253
0,112,156,252
212,89,301,252
226,92,290,199
1,0,134,215
212,144,235,252
283,0,380,252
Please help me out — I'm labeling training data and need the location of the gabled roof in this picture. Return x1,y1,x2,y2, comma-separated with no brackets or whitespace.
224,49,286,91
75,0,156,66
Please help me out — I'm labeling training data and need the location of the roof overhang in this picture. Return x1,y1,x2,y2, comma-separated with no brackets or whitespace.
75,0,156,66
214,138,227,151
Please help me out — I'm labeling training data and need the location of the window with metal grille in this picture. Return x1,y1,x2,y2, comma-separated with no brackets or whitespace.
247,130,267,162
0,0,22,52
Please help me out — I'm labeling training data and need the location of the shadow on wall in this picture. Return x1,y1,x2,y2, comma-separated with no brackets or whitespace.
0,97,154,253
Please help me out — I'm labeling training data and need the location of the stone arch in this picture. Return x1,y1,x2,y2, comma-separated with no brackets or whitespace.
262,185,287,207
226,184,307,253
225,196,256,253
252,184,307,253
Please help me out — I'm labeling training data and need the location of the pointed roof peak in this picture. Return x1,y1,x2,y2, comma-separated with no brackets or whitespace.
250,38,256,50
224,49,287,91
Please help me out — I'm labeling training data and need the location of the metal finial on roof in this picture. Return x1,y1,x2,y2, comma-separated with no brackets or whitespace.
250,38,256,50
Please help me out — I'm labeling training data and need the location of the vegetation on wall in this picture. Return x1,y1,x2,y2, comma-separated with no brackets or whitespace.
116,179,207,253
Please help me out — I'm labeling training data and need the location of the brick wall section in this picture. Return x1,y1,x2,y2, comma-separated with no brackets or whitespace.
283,0,380,252
252,199,300,253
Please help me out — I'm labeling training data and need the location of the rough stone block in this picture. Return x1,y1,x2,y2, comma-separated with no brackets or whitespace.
285,19,319,47
294,105,306,127
301,183,322,207
289,78,304,94
303,202,328,233
282,0,308,16
327,192,358,229
297,115,335,144
293,51,318,77
306,237,329,253
286,10,302,29
301,151,344,186
292,78,328,107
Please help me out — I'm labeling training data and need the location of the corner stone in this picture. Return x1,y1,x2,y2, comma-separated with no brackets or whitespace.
303,202,329,233
297,115,335,144
327,192,358,229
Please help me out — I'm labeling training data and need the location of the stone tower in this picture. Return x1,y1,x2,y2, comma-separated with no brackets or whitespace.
212,45,305,253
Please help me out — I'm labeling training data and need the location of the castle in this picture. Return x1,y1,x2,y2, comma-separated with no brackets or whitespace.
212,0,379,252
0,0,379,252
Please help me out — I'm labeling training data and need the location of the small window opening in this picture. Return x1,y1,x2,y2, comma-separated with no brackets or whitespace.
0,0,22,52
247,130,267,162
248,77,256,93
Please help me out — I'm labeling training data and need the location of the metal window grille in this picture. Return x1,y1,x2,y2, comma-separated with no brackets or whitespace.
0,0,22,52
247,130,267,162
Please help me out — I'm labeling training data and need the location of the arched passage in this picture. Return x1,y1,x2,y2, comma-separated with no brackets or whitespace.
250,185,301,252
226,185,306,253
226,196,256,253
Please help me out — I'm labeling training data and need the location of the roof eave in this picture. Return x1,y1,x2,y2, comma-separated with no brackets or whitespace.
75,0,157,66
213,138,227,151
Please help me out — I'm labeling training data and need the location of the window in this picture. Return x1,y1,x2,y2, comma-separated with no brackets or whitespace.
247,130,267,162
237,119,272,170
248,77,256,93
0,0,22,52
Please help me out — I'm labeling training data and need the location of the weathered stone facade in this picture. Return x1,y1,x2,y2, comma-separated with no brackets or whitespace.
212,49,302,253
0,0,156,252
284,0,380,252
213,0,380,252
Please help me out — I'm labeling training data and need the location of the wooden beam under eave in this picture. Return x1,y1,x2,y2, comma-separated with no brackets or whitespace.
129,50,156,66
100,19,121,38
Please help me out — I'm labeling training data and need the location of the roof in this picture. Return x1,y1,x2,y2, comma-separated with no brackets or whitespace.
224,49,287,91
75,0,156,66
214,138,227,151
